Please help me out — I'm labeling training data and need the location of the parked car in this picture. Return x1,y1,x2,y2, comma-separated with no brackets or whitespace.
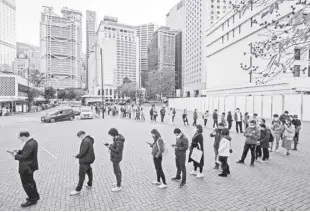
71,106,81,116
80,107,93,119
41,109,75,123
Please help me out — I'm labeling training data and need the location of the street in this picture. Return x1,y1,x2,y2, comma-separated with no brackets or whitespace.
0,105,310,211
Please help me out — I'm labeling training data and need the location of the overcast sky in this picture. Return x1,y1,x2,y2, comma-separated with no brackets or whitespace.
16,0,179,47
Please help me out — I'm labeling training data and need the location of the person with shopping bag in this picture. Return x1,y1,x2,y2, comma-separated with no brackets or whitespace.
218,128,232,177
188,125,204,178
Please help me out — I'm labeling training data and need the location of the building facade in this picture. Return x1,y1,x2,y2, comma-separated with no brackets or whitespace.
147,27,179,98
0,0,16,67
40,6,83,89
85,10,97,90
204,0,310,90
183,0,207,97
136,23,157,89
207,0,236,25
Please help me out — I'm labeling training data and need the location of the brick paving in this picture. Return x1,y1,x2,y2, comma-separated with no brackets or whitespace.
0,105,310,210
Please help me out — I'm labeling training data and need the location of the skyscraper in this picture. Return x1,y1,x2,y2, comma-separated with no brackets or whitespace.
136,23,157,88
85,10,97,90
40,6,83,89
0,0,16,68
208,0,235,25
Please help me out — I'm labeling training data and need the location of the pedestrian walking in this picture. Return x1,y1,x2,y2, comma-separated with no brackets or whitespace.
193,109,198,126
147,129,167,189
213,109,219,128
70,131,95,196
236,120,260,166
160,107,166,123
220,112,227,127
171,108,176,124
282,119,295,156
9,131,40,207
218,128,232,177
105,128,125,192
182,109,189,125
203,110,209,127
171,128,189,188
271,114,283,152
227,111,233,130
234,108,243,133
210,123,225,169
259,124,270,162
189,125,204,178
292,115,301,151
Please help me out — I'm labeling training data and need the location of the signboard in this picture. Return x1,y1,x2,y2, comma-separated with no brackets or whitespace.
18,83,29,93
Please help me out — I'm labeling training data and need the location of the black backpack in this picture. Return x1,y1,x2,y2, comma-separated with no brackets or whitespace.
268,129,274,142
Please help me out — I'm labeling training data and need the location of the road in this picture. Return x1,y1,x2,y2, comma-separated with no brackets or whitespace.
0,105,309,210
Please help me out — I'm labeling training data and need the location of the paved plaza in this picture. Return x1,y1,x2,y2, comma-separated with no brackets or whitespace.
0,105,310,211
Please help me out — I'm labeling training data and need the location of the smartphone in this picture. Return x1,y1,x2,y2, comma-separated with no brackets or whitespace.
104,143,109,146
6,151,13,154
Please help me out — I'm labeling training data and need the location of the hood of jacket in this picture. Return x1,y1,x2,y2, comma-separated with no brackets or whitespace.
223,135,231,141
115,134,125,143
84,135,94,144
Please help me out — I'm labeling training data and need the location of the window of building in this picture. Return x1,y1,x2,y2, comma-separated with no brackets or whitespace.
233,28,235,37
222,24,224,31
250,18,253,27
294,65,300,77
233,14,235,23
308,66,310,77
294,48,301,60
106,89,109,95
222,36,224,44
239,11,241,19
227,19,230,27
227,33,229,41
239,25,241,34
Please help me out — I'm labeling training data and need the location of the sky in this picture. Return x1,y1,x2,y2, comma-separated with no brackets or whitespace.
16,0,180,47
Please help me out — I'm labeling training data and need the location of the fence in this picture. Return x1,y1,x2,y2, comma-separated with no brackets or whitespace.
169,94,310,122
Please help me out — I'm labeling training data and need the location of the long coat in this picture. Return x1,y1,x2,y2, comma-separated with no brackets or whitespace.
188,133,204,166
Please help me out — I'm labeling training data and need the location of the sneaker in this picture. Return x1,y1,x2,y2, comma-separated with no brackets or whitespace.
292,148,297,151
189,170,197,175
250,163,255,167
196,173,204,178
213,164,220,169
158,184,167,189
111,186,122,192
218,173,227,177
236,160,244,164
85,185,92,189
227,171,231,175
152,181,161,185
179,182,186,188
112,183,117,187
275,149,279,153
70,190,80,196
171,177,181,181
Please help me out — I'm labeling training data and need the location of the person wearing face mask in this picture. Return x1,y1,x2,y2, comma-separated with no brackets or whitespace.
271,114,283,152
182,109,189,126
282,119,295,156
236,120,260,166
70,131,95,196
218,128,232,177
291,115,302,151
147,129,167,189
259,123,270,162
210,123,225,169
8,131,40,207
189,125,204,178
171,128,189,188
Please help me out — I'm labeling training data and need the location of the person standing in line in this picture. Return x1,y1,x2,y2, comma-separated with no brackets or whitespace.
128,106,132,119
203,110,209,127
9,131,40,207
147,129,167,189
236,120,260,166
160,106,166,123
105,128,125,192
132,105,136,119
210,123,225,169
234,108,243,133
259,124,270,162
140,108,145,121
150,106,154,121
227,111,233,130
251,113,259,125
244,112,250,129
135,107,140,120
189,125,204,178
182,109,189,126
153,107,158,122
218,128,232,177
282,119,295,156
271,114,283,152
279,111,289,124
193,109,198,126
291,115,301,151
213,109,219,128
172,108,176,124
171,128,189,188
221,112,227,127
70,131,95,196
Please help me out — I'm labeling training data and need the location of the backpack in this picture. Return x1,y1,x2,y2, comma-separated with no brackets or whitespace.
268,129,274,142
156,139,168,157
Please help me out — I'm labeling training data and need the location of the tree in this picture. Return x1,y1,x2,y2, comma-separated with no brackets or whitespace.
44,87,56,100
28,88,41,104
29,69,45,87
57,89,66,100
65,88,76,100
117,78,137,99
233,0,310,84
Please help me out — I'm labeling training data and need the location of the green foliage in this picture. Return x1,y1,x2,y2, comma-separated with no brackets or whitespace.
57,88,86,100
29,69,45,87
44,87,56,100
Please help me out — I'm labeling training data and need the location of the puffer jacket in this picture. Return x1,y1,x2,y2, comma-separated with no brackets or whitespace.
259,129,270,148
243,126,260,145
109,134,125,163
210,128,222,150
76,136,95,164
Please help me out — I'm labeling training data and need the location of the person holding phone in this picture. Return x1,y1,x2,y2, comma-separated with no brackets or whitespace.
171,128,189,188
106,128,125,192
147,129,167,189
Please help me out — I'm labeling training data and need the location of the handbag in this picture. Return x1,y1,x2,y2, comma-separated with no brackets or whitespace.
190,147,203,163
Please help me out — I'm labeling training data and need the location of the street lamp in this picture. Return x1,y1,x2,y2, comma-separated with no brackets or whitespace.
91,43,104,119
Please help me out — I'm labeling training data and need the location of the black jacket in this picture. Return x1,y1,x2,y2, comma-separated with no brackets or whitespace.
76,136,95,164
189,133,204,165
175,134,189,157
109,134,125,163
15,138,38,174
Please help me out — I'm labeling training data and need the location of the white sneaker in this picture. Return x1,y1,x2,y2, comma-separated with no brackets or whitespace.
111,186,122,192
196,173,204,178
158,184,167,189
112,183,117,187
152,181,161,185
85,185,92,189
70,190,80,196
189,170,197,175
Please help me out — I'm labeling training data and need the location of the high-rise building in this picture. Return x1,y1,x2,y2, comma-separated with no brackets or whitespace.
147,27,179,98
166,0,185,31
0,0,16,68
90,16,139,96
184,0,207,97
136,23,157,88
85,10,97,90
40,6,83,89
208,0,236,25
